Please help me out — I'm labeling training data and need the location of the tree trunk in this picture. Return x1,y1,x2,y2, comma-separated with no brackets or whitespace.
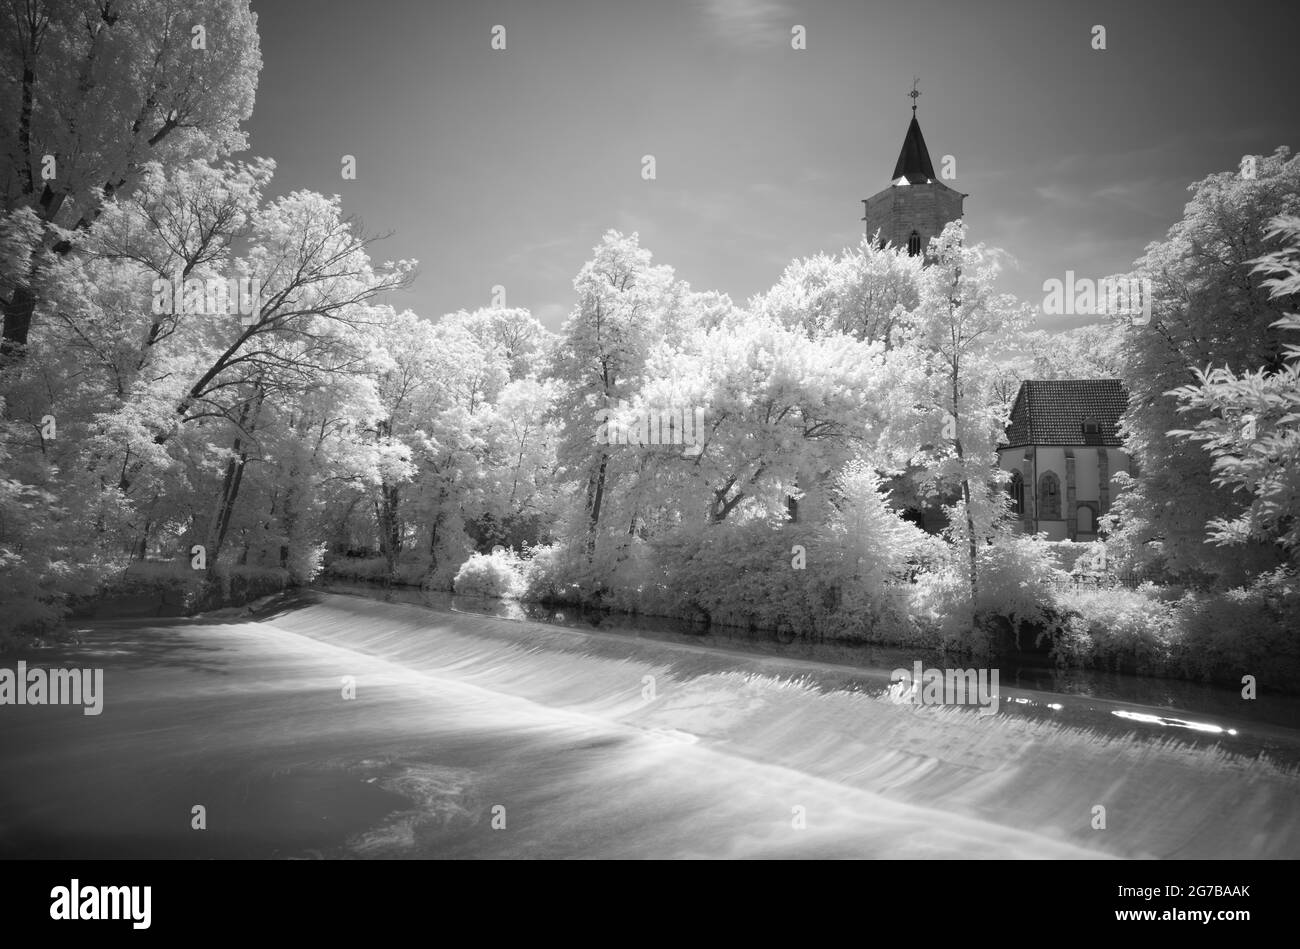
585,453,608,556
209,439,249,570
375,483,402,578
208,444,248,573
205,392,262,573
1,285,36,361
951,379,979,610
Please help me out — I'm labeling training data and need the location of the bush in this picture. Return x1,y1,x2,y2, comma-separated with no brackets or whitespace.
0,415,131,644
902,563,969,651
87,560,292,619
908,529,1064,655
519,542,586,605
1172,568,1300,685
323,551,436,587
977,531,1067,642
813,464,946,642
1049,569,1300,686
195,566,291,611
286,542,326,585
453,549,525,598
324,555,395,583
1054,584,1178,675
91,560,206,618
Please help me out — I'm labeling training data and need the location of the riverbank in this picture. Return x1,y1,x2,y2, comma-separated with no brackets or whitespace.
325,544,1300,695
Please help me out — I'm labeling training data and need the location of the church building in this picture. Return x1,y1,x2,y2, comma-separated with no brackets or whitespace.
997,379,1131,541
863,92,1132,542
861,85,967,255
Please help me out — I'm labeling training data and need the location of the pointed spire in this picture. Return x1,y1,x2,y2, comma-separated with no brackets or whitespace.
891,113,936,184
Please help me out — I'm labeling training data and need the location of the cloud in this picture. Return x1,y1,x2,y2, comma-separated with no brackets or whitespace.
700,0,795,48
1090,179,1176,217
1028,138,1211,220
503,236,583,285
1035,178,1170,216
1033,183,1089,210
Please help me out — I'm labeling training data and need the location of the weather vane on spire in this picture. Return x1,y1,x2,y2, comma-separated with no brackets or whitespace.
910,77,921,113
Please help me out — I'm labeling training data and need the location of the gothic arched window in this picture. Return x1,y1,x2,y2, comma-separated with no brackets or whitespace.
907,230,922,257
1039,471,1061,519
1009,470,1025,516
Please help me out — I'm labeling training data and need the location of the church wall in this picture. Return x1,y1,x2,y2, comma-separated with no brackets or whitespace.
998,444,1130,540
1034,448,1066,498
1035,447,1068,540
1074,450,1100,502
1106,448,1130,505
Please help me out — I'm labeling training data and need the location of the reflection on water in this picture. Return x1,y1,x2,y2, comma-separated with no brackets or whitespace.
1113,709,1239,736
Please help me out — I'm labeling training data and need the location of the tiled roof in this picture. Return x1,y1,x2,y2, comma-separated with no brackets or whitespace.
1003,379,1128,448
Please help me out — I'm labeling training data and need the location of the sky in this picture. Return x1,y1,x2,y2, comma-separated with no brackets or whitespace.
242,0,1299,333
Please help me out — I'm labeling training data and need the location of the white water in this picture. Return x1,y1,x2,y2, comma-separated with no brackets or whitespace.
4,592,1296,859
253,594,1300,859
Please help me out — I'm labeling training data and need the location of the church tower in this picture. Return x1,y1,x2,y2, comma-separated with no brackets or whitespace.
861,84,966,257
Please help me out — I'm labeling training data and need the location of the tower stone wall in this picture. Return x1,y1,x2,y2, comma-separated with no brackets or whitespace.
862,181,966,251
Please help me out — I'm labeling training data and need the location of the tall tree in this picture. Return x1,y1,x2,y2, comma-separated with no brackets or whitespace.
756,236,922,348
1108,148,1300,583
1166,214,1300,561
913,221,1033,609
549,230,679,554
1,0,260,360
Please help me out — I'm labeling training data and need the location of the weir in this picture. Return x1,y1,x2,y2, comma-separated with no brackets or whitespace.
251,594,1300,859
5,592,1296,859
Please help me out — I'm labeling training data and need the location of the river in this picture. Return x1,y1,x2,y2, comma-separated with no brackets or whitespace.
1,588,1297,858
